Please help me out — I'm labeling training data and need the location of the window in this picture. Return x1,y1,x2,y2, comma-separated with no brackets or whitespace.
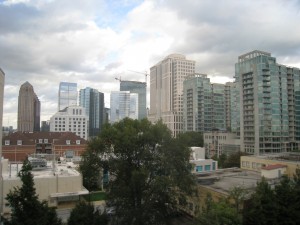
205,165,211,171
5,140,10,145
44,139,48,144
76,140,81,145
196,165,203,172
39,139,43,143
17,140,22,145
66,140,71,145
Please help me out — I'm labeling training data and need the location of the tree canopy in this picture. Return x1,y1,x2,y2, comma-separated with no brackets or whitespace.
80,118,196,225
68,201,108,225
4,158,61,225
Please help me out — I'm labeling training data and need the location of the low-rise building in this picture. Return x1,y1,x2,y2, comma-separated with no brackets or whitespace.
2,132,87,162
241,153,300,178
1,157,88,216
204,131,241,157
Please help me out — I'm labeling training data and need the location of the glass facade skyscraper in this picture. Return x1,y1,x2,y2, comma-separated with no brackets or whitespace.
110,91,138,123
235,50,300,154
79,87,105,137
183,74,231,132
58,82,77,111
120,81,146,120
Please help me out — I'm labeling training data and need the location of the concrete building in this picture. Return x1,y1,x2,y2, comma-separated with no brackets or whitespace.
235,50,300,154
110,91,138,123
1,158,88,216
2,131,87,162
149,54,195,136
240,153,300,178
58,82,77,111
79,87,105,137
0,68,5,220
183,74,233,132
204,131,241,158
50,106,89,140
17,82,40,132
120,81,147,120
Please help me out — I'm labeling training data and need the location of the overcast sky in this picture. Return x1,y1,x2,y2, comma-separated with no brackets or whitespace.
1,0,300,128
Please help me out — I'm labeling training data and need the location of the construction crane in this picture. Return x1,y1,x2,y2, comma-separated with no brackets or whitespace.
115,76,121,82
128,70,149,85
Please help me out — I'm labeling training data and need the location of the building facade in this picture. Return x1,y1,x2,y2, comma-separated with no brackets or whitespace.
183,74,233,132
50,106,88,140
2,131,87,162
235,50,300,154
58,82,77,111
110,91,138,123
120,81,147,120
79,87,105,137
17,82,40,132
0,68,5,216
149,54,195,136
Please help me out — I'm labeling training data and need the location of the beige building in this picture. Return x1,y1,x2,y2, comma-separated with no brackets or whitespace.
204,131,241,157
148,54,195,136
17,82,40,132
1,158,88,216
241,153,300,178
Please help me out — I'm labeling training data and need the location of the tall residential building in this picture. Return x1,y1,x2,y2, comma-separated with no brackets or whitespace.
183,74,232,132
17,82,40,132
235,50,300,155
149,54,195,136
79,87,105,137
120,80,147,120
0,68,5,217
49,105,88,140
58,82,77,111
110,91,138,123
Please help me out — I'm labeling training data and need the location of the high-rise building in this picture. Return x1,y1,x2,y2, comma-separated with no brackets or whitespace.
79,87,105,137
17,81,40,132
58,82,77,111
0,68,5,217
120,81,146,120
149,54,195,136
235,50,300,155
50,105,89,140
110,91,138,123
183,74,232,132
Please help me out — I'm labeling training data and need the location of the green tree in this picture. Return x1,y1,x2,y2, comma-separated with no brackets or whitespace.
195,194,242,225
80,118,196,225
68,201,108,225
212,153,227,168
4,159,61,225
243,177,277,225
177,131,203,147
223,151,248,168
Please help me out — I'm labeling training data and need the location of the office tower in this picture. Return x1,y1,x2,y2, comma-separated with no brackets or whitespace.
110,91,138,123
235,50,300,155
41,120,50,132
183,74,231,132
149,54,195,136
120,81,146,120
0,68,5,217
17,81,40,132
79,87,105,137
58,82,77,111
50,106,89,140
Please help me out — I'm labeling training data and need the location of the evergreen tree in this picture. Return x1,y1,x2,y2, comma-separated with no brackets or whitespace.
4,158,61,225
68,201,108,225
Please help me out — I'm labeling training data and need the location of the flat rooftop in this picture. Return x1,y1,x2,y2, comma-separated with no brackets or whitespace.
2,160,80,180
196,168,262,195
243,153,300,164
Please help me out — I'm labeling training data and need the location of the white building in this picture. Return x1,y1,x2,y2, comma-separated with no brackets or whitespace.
149,54,195,136
110,91,138,123
1,158,88,216
50,106,89,140
189,147,218,173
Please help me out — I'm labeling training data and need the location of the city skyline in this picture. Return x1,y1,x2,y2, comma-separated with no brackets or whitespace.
1,0,300,127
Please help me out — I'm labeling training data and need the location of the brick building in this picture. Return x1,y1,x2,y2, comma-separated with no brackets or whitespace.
2,131,87,162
